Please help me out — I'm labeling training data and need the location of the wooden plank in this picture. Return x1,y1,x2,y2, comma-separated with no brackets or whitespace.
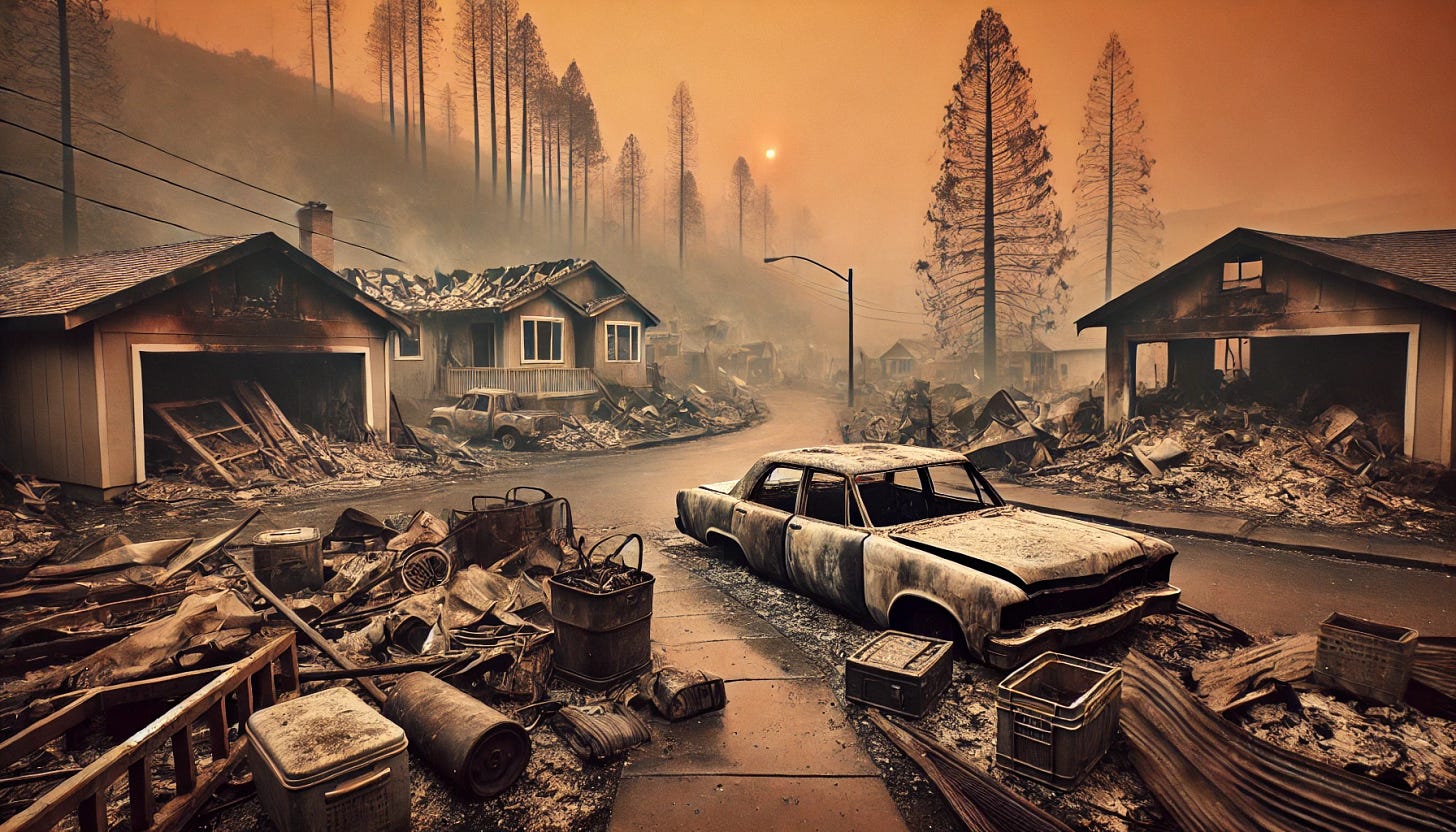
0,692,103,768
171,729,196,794
128,756,155,830
61,336,85,482
77,791,106,832
1,634,295,832
1190,633,1317,713
205,699,229,760
233,380,325,479
147,402,242,488
148,737,250,832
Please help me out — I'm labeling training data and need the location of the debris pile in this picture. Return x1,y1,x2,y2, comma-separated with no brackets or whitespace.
845,379,1456,537
542,372,763,451
0,489,722,832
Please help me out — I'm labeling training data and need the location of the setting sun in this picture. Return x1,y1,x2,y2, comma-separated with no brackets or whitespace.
765,148,776,160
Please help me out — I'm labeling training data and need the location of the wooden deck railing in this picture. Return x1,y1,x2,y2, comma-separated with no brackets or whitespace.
446,366,596,397
1,633,300,832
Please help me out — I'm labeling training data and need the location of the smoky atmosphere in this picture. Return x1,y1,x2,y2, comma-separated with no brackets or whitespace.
1,1,1454,831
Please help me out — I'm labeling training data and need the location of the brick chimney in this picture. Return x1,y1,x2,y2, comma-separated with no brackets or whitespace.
296,201,334,270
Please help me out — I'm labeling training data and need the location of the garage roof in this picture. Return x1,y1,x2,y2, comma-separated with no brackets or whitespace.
0,233,415,333
1078,227,1456,330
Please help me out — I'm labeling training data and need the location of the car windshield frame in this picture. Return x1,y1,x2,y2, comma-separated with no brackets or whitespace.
847,461,1005,529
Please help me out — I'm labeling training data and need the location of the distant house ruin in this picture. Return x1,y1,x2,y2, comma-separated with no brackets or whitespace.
340,259,659,411
0,232,414,498
1078,227,1456,464
878,338,937,379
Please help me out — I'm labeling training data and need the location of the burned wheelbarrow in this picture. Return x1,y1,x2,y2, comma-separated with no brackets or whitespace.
448,487,573,569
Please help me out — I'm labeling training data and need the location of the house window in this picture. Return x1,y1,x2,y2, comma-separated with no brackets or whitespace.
606,321,641,362
394,330,422,360
522,317,563,363
1222,259,1264,292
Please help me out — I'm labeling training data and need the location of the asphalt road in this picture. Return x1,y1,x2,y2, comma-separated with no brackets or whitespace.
274,387,1453,639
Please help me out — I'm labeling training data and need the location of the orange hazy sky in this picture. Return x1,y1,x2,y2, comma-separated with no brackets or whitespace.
110,0,1456,343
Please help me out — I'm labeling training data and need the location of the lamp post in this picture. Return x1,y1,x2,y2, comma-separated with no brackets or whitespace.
764,255,854,407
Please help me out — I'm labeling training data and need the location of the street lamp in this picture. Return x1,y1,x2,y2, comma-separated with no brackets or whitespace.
764,254,855,407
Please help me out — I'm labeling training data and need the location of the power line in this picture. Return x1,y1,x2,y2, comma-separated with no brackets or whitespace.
0,83,391,229
759,263,926,318
0,116,401,262
0,168,212,236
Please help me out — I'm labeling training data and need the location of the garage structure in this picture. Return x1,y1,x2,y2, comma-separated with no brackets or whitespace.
0,232,414,499
1077,228,1456,465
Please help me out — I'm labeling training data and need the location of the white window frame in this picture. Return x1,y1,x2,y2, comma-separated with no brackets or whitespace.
392,330,423,361
521,316,565,364
605,320,642,363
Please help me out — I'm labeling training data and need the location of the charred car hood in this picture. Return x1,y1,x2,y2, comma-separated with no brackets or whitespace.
888,506,1167,589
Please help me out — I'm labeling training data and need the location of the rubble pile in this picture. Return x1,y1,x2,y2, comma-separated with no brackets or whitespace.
0,490,720,832
845,379,1456,538
541,373,763,451
0,464,64,561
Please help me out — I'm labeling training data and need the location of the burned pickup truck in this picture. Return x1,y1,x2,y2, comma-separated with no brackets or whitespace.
429,387,562,450
675,443,1180,668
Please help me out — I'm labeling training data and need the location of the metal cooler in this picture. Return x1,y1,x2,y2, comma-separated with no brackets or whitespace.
246,687,410,832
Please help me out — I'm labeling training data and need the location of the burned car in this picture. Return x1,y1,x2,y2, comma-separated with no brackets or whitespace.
429,387,561,450
675,444,1180,668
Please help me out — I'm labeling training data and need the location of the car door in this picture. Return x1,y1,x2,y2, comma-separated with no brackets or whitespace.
785,471,870,617
730,464,802,583
466,393,493,436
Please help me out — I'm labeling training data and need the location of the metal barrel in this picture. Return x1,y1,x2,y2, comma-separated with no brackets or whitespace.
383,672,531,799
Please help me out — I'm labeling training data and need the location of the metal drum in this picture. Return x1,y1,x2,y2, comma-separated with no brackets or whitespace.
384,672,531,799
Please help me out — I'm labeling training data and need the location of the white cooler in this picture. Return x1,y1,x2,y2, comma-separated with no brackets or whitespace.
246,687,410,832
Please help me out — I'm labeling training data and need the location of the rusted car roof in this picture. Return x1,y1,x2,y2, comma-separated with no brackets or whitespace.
758,443,967,476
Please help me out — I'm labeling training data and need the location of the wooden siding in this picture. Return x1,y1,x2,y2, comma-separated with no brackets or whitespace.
0,329,102,486
593,306,650,387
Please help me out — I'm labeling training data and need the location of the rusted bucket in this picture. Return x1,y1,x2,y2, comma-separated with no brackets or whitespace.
547,535,654,689
383,672,530,799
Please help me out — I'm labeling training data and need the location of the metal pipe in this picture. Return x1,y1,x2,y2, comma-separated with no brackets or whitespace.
224,552,386,704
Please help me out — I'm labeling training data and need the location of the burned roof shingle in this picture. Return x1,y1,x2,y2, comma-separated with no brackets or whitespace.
338,258,592,312
1257,229,1456,294
0,235,255,319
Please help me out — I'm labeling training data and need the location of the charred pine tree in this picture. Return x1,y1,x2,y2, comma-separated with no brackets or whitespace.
488,0,516,201
729,156,755,258
919,7,1069,390
323,0,337,114
667,82,697,271
615,134,647,252
1074,33,1162,301
453,0,484,201
580,91,603,245
560,61,588,248
509,14,538,221
364,1,395,134
414,0,443,176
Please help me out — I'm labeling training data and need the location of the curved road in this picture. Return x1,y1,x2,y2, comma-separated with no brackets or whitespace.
277,387,1453,637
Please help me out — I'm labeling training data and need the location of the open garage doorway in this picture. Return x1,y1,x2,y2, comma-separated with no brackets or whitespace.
137,349,368,480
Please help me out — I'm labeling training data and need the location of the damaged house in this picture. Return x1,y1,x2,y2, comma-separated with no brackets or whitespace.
0,230,414,499
1078,227,1456,465
340,259,660,412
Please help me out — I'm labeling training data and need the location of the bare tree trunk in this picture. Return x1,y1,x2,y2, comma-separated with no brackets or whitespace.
469,3,479,204
58,0,76,254
325,0,334,114
677,117,684,270
567,110,575,251
518,34,527,222
503,12,511,204
981,27,998,391
488,0,498,197
1104,66,1115,301
402,0,410,163
386,5,395,139
416,0,426,174
582,153,589,244
308,0,317,102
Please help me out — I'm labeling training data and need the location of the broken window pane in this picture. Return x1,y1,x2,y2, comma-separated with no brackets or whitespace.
1221,259,1264,291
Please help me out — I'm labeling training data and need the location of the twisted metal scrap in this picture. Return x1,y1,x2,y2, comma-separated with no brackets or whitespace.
1120,649,1456,832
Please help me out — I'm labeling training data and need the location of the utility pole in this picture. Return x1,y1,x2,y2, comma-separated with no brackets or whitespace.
58,0,77,254
765,255,853,406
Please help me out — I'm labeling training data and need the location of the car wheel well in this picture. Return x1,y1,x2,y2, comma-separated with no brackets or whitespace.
888,596,971,656
429,418,451,432
705,532,746,564
495,427,522,450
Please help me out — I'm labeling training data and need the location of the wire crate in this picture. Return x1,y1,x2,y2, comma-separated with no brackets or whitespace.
1312,613,1418,705
995,652,1121,791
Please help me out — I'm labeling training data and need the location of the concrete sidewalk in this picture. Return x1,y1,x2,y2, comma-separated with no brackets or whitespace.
608,552,908,832
992,479,1456,573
